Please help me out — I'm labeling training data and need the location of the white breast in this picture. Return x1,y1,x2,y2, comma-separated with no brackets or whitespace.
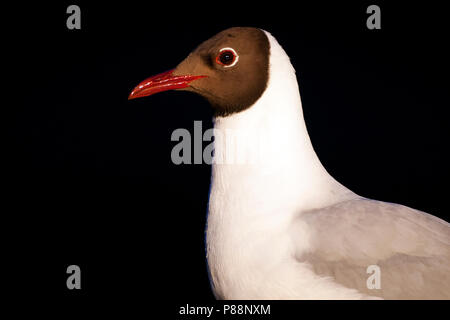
205,30,363,299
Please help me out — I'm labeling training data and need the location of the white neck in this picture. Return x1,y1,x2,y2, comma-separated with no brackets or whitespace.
206,31,356,299
210,31,353,214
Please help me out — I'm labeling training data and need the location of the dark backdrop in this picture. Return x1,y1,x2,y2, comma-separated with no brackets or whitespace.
6,1,449,316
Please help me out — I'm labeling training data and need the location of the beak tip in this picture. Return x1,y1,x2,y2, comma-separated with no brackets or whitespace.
128,90,139,100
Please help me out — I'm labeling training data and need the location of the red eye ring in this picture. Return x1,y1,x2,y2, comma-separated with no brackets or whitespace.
215,47,239,67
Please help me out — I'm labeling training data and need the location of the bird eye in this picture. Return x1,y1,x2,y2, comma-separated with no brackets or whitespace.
216,47,239,67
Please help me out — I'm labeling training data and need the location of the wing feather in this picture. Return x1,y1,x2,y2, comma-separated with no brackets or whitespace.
295,198,450,299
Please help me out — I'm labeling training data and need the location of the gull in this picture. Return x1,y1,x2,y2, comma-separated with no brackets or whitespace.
129,27,450,299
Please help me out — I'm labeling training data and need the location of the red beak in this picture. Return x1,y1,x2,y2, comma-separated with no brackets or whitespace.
128,69,207,100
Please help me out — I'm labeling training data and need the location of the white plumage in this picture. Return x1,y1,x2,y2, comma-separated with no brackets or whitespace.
206,30,450,299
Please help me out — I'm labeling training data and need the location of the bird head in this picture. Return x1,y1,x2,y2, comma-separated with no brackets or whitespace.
128,27,270,117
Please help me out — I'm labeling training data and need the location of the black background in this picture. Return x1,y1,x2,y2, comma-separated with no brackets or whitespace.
6,0,450,316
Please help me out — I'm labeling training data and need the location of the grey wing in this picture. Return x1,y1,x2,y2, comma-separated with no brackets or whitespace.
294,198,450,299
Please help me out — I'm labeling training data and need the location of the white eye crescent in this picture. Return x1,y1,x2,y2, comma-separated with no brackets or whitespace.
216,47,239,68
